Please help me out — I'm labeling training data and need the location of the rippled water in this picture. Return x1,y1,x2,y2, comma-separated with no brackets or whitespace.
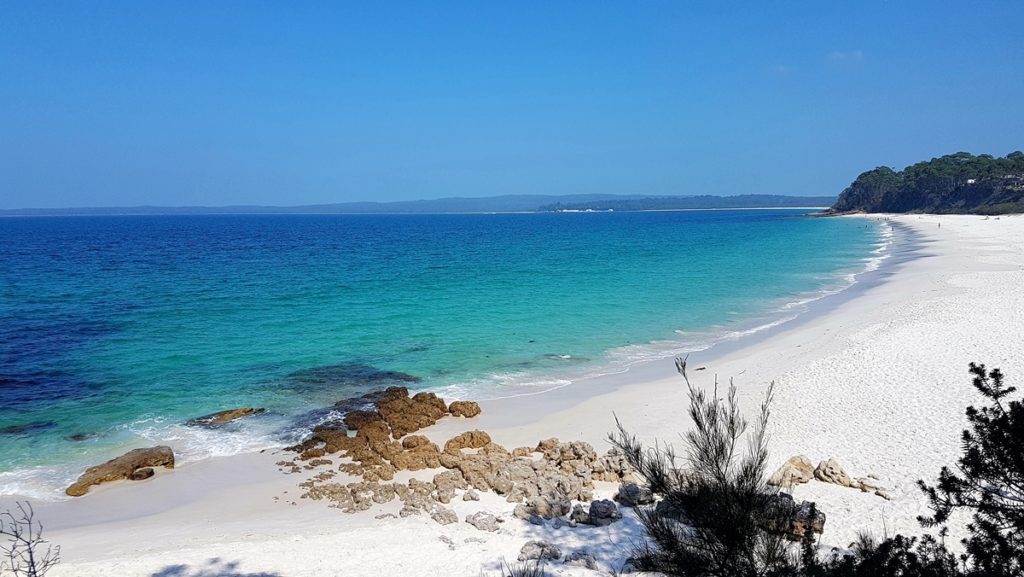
0,210,885,497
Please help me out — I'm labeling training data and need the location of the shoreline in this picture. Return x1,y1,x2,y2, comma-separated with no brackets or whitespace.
3,213,1023,576
0,210,885,499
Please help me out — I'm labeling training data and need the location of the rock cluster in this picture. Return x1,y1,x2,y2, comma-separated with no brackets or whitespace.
768,455,892,500
66,446,174,497
284,388,637,529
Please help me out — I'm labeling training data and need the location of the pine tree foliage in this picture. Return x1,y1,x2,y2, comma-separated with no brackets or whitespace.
918,363,1024,576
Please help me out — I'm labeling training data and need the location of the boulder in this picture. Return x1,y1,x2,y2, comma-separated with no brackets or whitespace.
770,493,826,539
768,455,815,487
443,430,492,453
790,500,827,539
66,446,175,497
588,499,622,527
430,505,458,525
342,410,383,431
376,389,448,438
564,550,599,570
814,458,852,487
526,495,571,519
518,540,561,562
615,483,654,507
185,407,265,427
466,511,499,532
569,503,589,525
448,401,481,418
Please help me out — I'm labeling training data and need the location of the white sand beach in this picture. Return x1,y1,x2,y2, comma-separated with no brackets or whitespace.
5,213,1024,577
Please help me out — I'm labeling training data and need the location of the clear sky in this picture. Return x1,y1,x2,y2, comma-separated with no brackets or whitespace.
1,1,1022,209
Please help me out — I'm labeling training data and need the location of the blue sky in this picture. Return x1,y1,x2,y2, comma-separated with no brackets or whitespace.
1,1,1022,208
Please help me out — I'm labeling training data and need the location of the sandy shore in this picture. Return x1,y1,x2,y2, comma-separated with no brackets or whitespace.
4,213,1023,577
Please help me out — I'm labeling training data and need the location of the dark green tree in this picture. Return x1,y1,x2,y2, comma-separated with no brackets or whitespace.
918,363,1024,577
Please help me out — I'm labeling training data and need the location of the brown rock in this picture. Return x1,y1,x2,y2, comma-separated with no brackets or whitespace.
401,435,432,449
768,455,815,487
376,388,448,438
814,458,852,487
536,438,560,452
448,401,481,418
443,430,492,454
66,446,175,497
343,410,383,431
128,467,155,481
185,407,265,427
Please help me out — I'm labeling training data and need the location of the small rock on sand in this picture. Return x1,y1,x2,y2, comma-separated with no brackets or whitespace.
518,540,561,561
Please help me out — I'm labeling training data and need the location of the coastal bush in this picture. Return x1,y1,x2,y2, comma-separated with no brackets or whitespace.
609,357,798,577
0,501,60,577
607,361,1024,577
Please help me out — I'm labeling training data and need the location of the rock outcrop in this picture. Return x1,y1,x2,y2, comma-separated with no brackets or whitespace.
565,550,599,570
615,482,654,507
466,511,499,532
66,446,175,497
768,455,815,487
587,499,622,527
185,407,265,427
448,401,481,418
289,388,635,521
813,458,852,487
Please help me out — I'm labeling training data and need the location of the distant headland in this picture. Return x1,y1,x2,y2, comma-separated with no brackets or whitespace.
825,151,1024,215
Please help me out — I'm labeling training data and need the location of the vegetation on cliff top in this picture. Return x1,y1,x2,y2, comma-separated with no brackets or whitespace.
829,152,1024,215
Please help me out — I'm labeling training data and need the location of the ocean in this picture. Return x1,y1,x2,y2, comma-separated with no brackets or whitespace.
0,209,887,498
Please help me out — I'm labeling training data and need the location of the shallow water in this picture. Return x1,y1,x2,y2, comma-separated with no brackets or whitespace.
0,210,885,497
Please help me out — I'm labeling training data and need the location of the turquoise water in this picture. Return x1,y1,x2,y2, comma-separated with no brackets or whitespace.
0,210,886,497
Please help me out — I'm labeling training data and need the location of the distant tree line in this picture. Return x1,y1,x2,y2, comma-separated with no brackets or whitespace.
829,152,1024,215
539,195,836,212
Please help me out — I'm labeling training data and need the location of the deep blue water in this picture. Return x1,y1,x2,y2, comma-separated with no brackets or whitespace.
0,210,886,497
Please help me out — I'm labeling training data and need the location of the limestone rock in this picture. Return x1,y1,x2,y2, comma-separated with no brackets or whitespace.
377,389,448,438
443,430,492,453
513,503,532,520
448,401,482,418
430,505,458,525
463,489,480,501
565,550,599,570
588,499,622,527
466,511,499,532
185,407,265,427
814,458,852,487
615,482,654,507
343,410,383,431
66,446,175,497
526,495,571,519
768,455,815,487
569,503,589,525
518,540,561,562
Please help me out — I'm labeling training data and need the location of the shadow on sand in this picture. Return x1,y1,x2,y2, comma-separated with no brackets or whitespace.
150,558,282,577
